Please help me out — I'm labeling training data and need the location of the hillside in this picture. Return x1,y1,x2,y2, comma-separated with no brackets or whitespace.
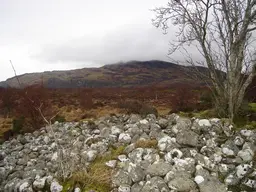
0,60,207,88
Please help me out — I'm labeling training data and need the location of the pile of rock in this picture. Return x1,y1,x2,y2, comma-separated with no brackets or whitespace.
0,113,255,191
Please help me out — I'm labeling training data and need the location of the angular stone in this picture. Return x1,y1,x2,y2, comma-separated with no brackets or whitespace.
113,170,132,187
146,161,172,176
118,133,132,144
118,185,131,192
141,176,169,192
168,176,197,191
198,177,227,192
33,177,46,190
50,180,63,192
127,163,145,182
176,130,200,147
158,118,168,129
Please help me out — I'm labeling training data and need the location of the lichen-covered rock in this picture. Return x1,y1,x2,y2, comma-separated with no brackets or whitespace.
197,177,227,192
83,150,98,162
0,114,255,191
127,163,145,182
118,185,131,192
157,118,168,129
119,133,132,144
176,130,200,147
113,170,133,187
106,160,117,168
146,160,172,176
131,182,144,192
141,176,169,192
50,180,63,192
168,176,197,191
157,136,175,151
33,176,46,190
198,119,211,127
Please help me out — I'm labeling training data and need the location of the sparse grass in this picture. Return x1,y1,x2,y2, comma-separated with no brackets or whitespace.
156,106,170,116
243,121,256,130
57,105,122,122
62,145,126,192
177,111,194,118
193,109,216,118
0,117,12,137
135,139,158,149
70,161,112,192
249,103,256,112
177,109,216,119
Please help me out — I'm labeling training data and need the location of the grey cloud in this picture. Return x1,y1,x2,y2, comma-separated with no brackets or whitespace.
34,25,173,65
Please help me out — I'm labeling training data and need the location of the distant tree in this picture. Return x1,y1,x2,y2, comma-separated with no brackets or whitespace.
79,88,93,109
15,85,51,131
0,88,16,117
170,84,196,112
152,0,256,121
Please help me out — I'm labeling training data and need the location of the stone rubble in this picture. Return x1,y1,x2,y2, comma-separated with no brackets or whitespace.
0,113,255,191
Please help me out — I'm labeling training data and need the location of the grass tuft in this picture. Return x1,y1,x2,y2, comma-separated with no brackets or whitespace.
135,139,158,149
62,145,126,192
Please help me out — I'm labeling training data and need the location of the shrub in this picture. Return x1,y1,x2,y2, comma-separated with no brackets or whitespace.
12,117,25,134
14,85,54,131
170,85,197,113
118,100,158,117
53,115,66,123
87,120,97,129
3,130,14,141
79,89,93,109
139,104,158,117
233,101,256,127
198,90,213,110
0,88,16,117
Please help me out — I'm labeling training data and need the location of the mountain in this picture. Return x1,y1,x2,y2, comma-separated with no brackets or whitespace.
0,60,207,88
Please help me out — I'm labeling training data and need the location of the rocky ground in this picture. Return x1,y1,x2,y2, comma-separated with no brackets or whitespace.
0,113,256,192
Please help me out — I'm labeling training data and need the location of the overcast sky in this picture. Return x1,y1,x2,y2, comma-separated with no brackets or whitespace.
0,0,182,81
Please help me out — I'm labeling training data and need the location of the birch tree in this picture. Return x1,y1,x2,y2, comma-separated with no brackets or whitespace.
152,0,256,121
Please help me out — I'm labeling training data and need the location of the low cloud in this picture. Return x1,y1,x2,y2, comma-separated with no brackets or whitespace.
34,25,173,66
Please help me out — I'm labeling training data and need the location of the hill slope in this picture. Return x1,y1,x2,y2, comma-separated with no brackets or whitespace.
1,60,208,88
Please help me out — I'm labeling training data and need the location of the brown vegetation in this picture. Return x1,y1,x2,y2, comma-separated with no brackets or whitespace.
135,139,158,149
0,83,255,141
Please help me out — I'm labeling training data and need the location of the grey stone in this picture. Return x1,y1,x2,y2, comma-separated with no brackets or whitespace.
84,150,98,162
141,176,169,192
118,133,132,144
236,164,252,178
105,160,117,168
234,135,245,146
146,160,172,176
113,170,133,187
176,130,200,147
157,118,168,129
127,163,145,182
0,167,6,183
157,136,175,151
33,176,46,190
50,180,63,192
168,176,197,191
118,185,131,192
198,177,227,192
131,182,144,192
128,148,144,163
0,150,6,161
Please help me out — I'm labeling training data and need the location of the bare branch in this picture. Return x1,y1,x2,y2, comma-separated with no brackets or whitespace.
153,0,256,121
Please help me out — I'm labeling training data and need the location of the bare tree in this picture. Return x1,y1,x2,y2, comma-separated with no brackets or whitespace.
152,0,256,121
10,61,79,181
